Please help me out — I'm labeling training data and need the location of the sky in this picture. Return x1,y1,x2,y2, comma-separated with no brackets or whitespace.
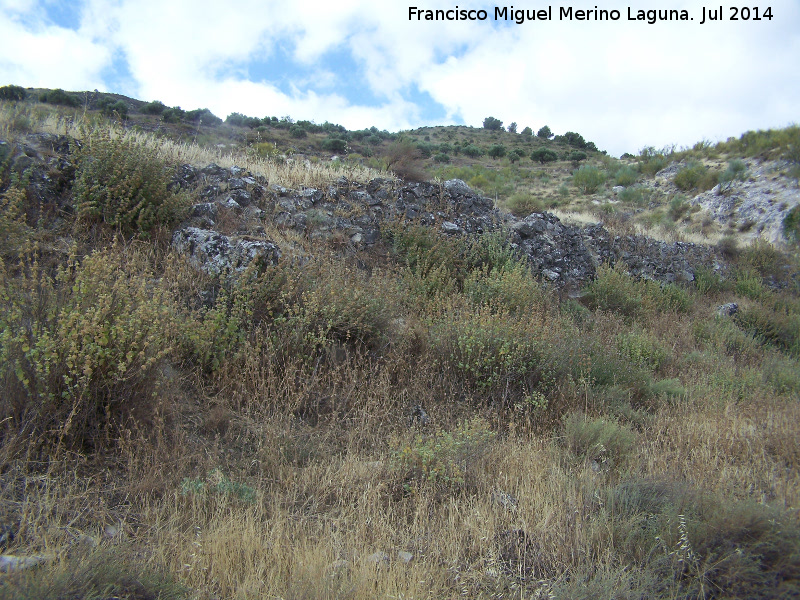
1,0,798,157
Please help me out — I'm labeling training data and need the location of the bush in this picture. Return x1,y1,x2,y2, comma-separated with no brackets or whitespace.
616,330,669,371
569,150,588,165
521,126,533,136
508,148,526,163
98,98,128,118
784,205,800,243
392,417,495,490
39,88,79,107
572,165,605,194
531,148,558,163
0,246,177,449
717,159,748,193
483,116,503,131
289,124,307,138
385,141,427,182
185,108,222,126
537,125,553,139
562,131,587,149
487,144,506,159
161,106,185,123
462,144,483,157
614,165,639,186
0,85,27,101
433,152,450,163
225,112,262,128
321,138,347,153
563,413,635,465
617,185,649,206
141,100,167,115
73,129,188,236
734,304,800,357
506,192,546,216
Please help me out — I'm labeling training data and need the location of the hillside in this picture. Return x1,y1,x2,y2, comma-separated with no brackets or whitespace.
0,87,799,599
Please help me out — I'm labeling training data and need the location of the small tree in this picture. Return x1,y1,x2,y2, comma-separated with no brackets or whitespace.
509,148,526,163
537,125,553,139
488,144,507,159
563,131,587,149
483,116,503,131
569,150,588,166
531,148,558,163
0,85,27,101
141,100,167,115
463,144,484,158
507,122,517,134
521,126,533,137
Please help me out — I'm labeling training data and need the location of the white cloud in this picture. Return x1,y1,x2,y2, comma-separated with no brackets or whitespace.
1,0,797,156
0,4,111,90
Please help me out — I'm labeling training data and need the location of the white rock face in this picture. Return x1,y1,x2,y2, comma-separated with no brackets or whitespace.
687,161,799,245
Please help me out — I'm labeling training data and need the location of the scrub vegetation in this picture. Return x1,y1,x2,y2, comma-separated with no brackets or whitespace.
0,89,798,599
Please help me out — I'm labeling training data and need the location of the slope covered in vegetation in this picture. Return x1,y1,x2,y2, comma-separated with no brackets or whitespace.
0,88,798,599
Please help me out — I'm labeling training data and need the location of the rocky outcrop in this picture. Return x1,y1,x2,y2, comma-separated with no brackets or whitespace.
170,162,723,285
172,227,281,275
1,132,732,287
652,159,799,246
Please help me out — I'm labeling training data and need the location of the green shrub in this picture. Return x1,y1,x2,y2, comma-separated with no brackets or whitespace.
734,304,800,357
392,417,495,489
784,205,800,243
584,264,642,317
185,108,222,126
488,144,507,159
569,150,588,165
563,413,635,465
613,165,639,186
718,159,748,193
505,192,546,216
73,129,188,236
161,106,185,123
0,84,27,101
537,125,553,139
483,116,503,131
39,88,79,107
433,152,450,163
572,165,605,194
429,304,542,393
616,331,669,371
617,185,648,206
0,247,176,449
647,378,687,399
651,281,693,313
180,469,256,504
463,260,543,314
98,98,128,118
289,124,307,138
668,195,691,221
637,147,670,176
694,266,730,295
508,148,526,163
462,144,483,157
762,353,800,394
321,137,347,153
140,100,167,115
0,546,187,600
674,162,706,191
531,148,558,163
